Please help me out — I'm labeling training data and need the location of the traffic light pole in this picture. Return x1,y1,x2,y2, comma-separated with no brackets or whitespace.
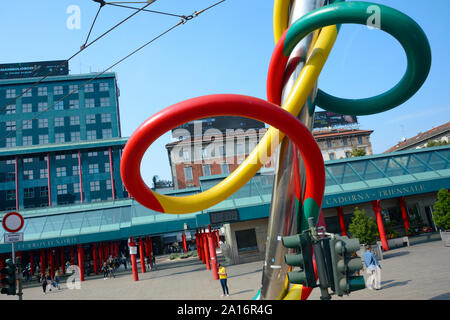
16,259,23,301
308,218,331,300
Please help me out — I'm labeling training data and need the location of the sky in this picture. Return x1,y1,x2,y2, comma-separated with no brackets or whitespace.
1,0,449,185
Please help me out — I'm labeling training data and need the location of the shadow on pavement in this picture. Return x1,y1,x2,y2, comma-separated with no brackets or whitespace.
383,251,409,259
231,289,255,296
228,269,262,279
382,279,411,289
429,292,450,300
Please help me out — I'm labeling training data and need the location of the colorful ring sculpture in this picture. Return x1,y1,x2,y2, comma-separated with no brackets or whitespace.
121,94,325,218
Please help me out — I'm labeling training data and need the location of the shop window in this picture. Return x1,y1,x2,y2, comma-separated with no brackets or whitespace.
235,229,258,253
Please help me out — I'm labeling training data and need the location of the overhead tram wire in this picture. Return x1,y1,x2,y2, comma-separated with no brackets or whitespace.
0,0,156,114
0,0,227,144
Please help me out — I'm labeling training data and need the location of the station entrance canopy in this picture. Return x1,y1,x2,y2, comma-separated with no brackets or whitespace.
0,145,448,253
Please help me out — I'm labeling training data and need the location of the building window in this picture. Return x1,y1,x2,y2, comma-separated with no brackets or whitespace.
90,181,100,191
22,88,32,97
69,84,78,92
86,114,96,124
6,137,16,148
85,84,94,93
102,129,112,139
6,121,16,131
221,163,229,174
40,186,48,197
72,165,79,176
343,138,348,146
106,179,112,190
22,136,33,146
89,163,99,174
6,190,16,200
55,154,66,160
184,166,193,181
100,97,110,107
101,113,111,123
54,86,63,95
329,153,335,160
6,104,16,114
345,151,351,158
327,140,332,148
88,152,98,157
39,135,49,144
57,184,68,195
220,146,226,156
73,183,80,193
22,103,32,113
24,188,34,199
99,82,109,91
183,150,190,161
71,131,80,142
6,172,15,182
22,120,32,129
56,167,67,177
87,130,97,140
104,162,110,173
235,229,258,253
40,168,48,179
70,116,80,125
38,118,48,128
357,136,363,144
23,157,33,163
85,98,95,108
6,89,16,98
69,100,79,109
203,164,211,176
54,117,64,127
23,170,34,180
38,102,47,112
38,87,47,96
55,101,64,110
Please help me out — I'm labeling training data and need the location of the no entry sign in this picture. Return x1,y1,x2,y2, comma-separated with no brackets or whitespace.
2,211,24,233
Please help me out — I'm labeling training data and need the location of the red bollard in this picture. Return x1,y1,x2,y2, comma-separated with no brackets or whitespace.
129,237,139,281
202,230,211,270
139,237,146,274
49,249,55,279
196,230,203,261
208,232,219,280
182,232,188,253
30,251,34,277
92,243,98,275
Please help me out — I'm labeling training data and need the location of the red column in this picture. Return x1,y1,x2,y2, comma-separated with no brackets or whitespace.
110,242,114,258
30,251,34,277
109,147,116,200
105,242,109,259
92,243,98,275
49,249,55,279
115,242,119,257
215,230,220,248
78,150,84,204
40,249,45,277
15,156,19,210
70,246,75,265
372,200,389,251
60,247,65,275
55,249,59,272
129,237,139,281
149,238,153,267
399,197,410,235
139,237,146,274
195,230,203,261
207,232,219,280
47,152,52,207
202,230,210,270
337,206,347,236
77,244,85,282
98,243,103,265
199,231,206,264
182,232,188,252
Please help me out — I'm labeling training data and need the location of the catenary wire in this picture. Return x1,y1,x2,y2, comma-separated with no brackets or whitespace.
0,0,227,144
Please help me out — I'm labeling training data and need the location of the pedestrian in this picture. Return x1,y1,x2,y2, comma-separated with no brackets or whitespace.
55,270,61,290
102,262,109,280
218,264,230,297
363,245,382,290
41,273,47,295
45,272,52,292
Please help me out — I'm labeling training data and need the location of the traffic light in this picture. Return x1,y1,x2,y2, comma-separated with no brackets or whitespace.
329,235,365,296
282,233,316,288
0,258,16,295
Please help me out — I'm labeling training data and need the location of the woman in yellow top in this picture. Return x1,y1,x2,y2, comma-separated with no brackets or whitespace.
218,264,229,297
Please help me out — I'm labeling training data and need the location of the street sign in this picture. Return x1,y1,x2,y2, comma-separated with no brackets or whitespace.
2,212,24,233
4,233,24,243
129,246,137,255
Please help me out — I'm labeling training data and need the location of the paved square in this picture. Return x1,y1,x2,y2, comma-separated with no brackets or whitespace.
2,240,449,300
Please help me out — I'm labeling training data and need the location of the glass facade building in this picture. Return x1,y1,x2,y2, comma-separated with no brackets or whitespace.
0,72,127,212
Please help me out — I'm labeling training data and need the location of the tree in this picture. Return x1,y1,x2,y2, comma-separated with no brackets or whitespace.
432,188,450,231
348,207,379,245
425,140,450,148
350,148,366,157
